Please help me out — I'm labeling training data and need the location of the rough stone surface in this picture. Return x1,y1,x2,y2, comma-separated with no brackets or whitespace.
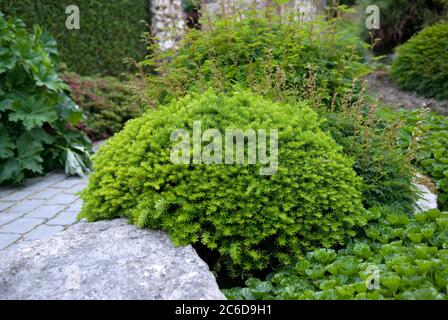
0,219,226,300
415,183,438,212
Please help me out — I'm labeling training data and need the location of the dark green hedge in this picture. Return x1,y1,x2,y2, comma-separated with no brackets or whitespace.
358,0,448,53
0,0,149,76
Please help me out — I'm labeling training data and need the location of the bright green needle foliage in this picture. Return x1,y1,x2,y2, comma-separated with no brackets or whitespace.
79,90,366,276
390,23,448,101
143,7,368,106
0,14,91,185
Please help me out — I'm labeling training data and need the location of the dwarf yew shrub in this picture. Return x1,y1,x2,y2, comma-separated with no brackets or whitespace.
79,91,366,276
390,23,448,101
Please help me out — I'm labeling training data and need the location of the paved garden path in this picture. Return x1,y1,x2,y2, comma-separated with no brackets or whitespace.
0,141,103,251
0,172,87,251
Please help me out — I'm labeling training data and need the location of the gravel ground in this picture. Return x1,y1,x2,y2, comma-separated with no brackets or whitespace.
365,70,448,116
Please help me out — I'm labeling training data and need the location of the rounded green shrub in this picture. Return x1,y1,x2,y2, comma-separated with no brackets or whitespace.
79,90,366,276
390,23,448,101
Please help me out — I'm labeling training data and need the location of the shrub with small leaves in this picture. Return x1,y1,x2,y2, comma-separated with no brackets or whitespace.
390,23,448,101
0,14,91,185
79,90,366,277
61,73,145,141
142,7,368,106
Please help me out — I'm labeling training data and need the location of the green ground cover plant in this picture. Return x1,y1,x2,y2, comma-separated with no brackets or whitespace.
79,90,367,278
0,14,91,185
61,73,145,141
390,23,448,101
0,0,149,76
378,107,448,211
225,207,448,300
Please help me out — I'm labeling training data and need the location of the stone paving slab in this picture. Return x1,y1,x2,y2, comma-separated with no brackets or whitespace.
47,210,80,226
23,225,65,241
0,233,22,251
0,140,104,251
0,218,45,234
0,172,89,250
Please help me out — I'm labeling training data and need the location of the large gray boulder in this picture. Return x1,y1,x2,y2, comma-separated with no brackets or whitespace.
0,219,225,300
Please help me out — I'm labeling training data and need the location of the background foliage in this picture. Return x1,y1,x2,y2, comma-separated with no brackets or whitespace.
358,0,448,53
142,8,368,107
0,0,149,76
79,90,366,278
62,73,145,141
0,14,91,185
390,23,448,101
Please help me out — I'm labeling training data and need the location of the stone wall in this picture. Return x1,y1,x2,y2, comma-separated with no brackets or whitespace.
201,0,326,19
150,0,185,51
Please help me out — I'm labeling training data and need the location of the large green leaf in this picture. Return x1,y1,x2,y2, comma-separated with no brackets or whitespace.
64,149,90,177
0,48,17,74
0,158,22,184
33,64,68,92
56,94,82,124
16,133,44,173
0,132,45,184
8,95,58,129
0,97,13,111
0,124,15,159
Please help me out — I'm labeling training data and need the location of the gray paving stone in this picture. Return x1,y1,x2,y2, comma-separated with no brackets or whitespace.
23,225,64,241
65,199,83,212
23,176,43,187
0,190,36,202
68,183,87,193
20,174,65,195
0,233,22,250
0,202,15,213
39,172,67,185
0,218,44,234
28,188,62,200
48,211,79,226
25,204,66,219
51,193,79,205
0,212,25,226
0,186,16,198
52,178,85,189
8,199,43,215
